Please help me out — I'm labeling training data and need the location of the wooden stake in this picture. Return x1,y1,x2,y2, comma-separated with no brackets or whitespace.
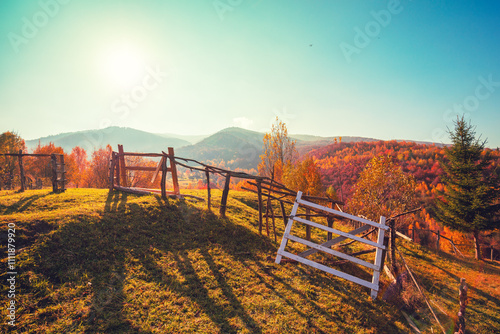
18,149,25,192
205,168,211,211
280,200,287,227
161,155,167,199
109,153,116,191
118,145,127,186
257,181,263,234
51,154,57,193
305,207,311,241
456,278,467,334
167,147,180,196
220,172,231,217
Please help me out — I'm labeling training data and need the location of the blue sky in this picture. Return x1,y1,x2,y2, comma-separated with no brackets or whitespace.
1,0,499,147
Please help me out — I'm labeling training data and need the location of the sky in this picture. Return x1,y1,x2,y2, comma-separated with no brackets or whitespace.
1,0,500,147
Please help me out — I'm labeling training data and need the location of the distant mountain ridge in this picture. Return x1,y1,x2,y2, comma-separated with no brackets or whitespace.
25,127,191,155
25,126,443,170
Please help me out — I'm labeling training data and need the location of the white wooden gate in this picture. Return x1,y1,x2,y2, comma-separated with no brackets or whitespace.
275,191,388,299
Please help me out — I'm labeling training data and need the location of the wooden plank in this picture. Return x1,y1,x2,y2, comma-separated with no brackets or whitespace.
288,235,378,270
118,152,165,157
298,224,372,258
370,216,386,299
293,216,385,249
114,185,152,196
396,231,413,242
277,250,377,290
296,198,389,231
151,156,164,184
168,147,180,196
125,166,158,172
275,191,301,264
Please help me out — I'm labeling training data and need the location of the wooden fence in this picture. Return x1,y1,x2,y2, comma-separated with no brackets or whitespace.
1,151,66,193
275,191,389,299
110,145,343,240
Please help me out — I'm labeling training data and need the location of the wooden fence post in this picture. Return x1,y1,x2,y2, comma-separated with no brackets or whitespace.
51,154,57,193
257,180,263,233
18,150,25,192
327,201,334,241
167,147,180,196
389,220,397,275
109,153,116,191
456,278,467,334
279,200,287,227
161,154,167,199
205,168,211,211
118,145,127,186
220,172,231,217
59,154,66,192
305,207,311,241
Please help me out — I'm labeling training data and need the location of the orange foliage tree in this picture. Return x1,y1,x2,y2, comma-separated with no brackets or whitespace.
347,155,417,224
0,131,26,189
283,156,323,196
70,146,88,188
258,117,297,183
83,145,112,188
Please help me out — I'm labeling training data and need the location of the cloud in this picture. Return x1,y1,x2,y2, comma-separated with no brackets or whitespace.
233,117,254,129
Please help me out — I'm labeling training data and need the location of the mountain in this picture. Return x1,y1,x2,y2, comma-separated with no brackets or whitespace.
176,127,264,169
155,133,209,145
25,127,191,155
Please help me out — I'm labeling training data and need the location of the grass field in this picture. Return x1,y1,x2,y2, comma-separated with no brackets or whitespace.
0,188,499,333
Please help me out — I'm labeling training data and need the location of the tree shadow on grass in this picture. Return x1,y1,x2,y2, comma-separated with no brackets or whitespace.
2,192,50,215
20,190,404,333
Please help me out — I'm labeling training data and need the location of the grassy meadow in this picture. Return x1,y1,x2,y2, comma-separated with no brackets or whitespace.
0,188,499,333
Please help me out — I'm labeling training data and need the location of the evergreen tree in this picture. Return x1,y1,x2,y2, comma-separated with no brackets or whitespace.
435,117,499,260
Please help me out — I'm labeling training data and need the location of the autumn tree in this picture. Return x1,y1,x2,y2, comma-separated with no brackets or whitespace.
434,117,499,260
83,145,112,188
347,155,417,223
70,146,88,188
258,117,297,183
283,156,323,196
0,131,26,189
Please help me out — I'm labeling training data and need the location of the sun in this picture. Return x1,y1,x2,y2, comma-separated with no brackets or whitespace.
102,41,146,88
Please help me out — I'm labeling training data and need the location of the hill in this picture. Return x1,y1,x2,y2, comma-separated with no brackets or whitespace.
1,188,499,333
176,127,265,170
25,127,191,155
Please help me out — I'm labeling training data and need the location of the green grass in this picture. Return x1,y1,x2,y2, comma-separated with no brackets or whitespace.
0,188,498,333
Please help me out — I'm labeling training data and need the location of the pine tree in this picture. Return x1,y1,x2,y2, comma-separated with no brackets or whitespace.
435,117,499,260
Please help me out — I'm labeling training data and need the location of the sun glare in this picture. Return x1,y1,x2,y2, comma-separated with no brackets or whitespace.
102,41,146,88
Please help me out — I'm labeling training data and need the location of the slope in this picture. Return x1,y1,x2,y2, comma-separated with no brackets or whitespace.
1,189,498,333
